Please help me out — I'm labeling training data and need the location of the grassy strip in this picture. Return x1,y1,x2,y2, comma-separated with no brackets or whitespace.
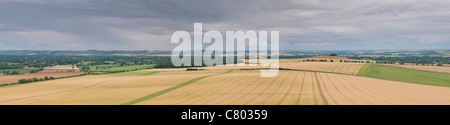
121,69,234,105
366,65,450,87
356,63,371,76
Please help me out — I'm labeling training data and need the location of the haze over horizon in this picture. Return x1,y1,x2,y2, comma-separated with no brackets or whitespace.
0,0,450,50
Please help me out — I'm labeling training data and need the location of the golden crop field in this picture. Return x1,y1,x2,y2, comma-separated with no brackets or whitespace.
0,65,83,85
1,63,450,105
317,72,450,105
194,60,364,75
0,70,223,105
137,70,326,105
381,64,450,73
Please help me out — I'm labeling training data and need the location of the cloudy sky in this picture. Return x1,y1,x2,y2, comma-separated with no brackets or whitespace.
0,0,449,50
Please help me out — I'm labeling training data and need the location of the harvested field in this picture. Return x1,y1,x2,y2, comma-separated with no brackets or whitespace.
317,73,450,105
381,64,450,73
0,70,224,105
280,62,364,75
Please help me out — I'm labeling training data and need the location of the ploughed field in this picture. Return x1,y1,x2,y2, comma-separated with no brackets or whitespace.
1,64,450,105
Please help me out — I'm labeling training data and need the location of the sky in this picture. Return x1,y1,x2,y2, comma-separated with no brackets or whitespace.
0,0,449,51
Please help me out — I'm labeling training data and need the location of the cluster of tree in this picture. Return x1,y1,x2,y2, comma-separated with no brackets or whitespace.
2,70,19,75
0,55,166,70
18,76,54,84
351,56,450,65
0,63,24,70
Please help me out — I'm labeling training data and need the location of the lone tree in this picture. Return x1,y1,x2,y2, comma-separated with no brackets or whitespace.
329,53,338,56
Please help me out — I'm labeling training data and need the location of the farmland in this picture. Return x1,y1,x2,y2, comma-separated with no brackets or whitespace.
316,72,450,105
280,62,364,75
135,70,450,105
0,70,224,104
0,65,83,85
356,63,371,76
0,53,449,105
381,64,450,73
197,57,365,75
365,65,450,87
89,64,155,72
136,70,327,105
1,67,450,105
0,69,33,75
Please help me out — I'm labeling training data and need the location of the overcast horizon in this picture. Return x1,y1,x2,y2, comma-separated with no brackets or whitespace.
1,0,450,51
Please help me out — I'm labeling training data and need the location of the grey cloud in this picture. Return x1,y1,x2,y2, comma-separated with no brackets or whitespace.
0,0,449,50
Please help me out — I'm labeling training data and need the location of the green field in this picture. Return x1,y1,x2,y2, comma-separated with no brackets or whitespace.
356,63,371,76
366,64,450,87
90,64,155,72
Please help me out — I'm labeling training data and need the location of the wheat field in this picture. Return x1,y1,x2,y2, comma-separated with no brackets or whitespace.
137,70,326,105
1,64,450,105
137,70,450,105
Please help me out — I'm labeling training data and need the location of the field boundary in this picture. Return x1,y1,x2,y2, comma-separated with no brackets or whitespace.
356,63,371,76
112,71,158,76
121,69,234,105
